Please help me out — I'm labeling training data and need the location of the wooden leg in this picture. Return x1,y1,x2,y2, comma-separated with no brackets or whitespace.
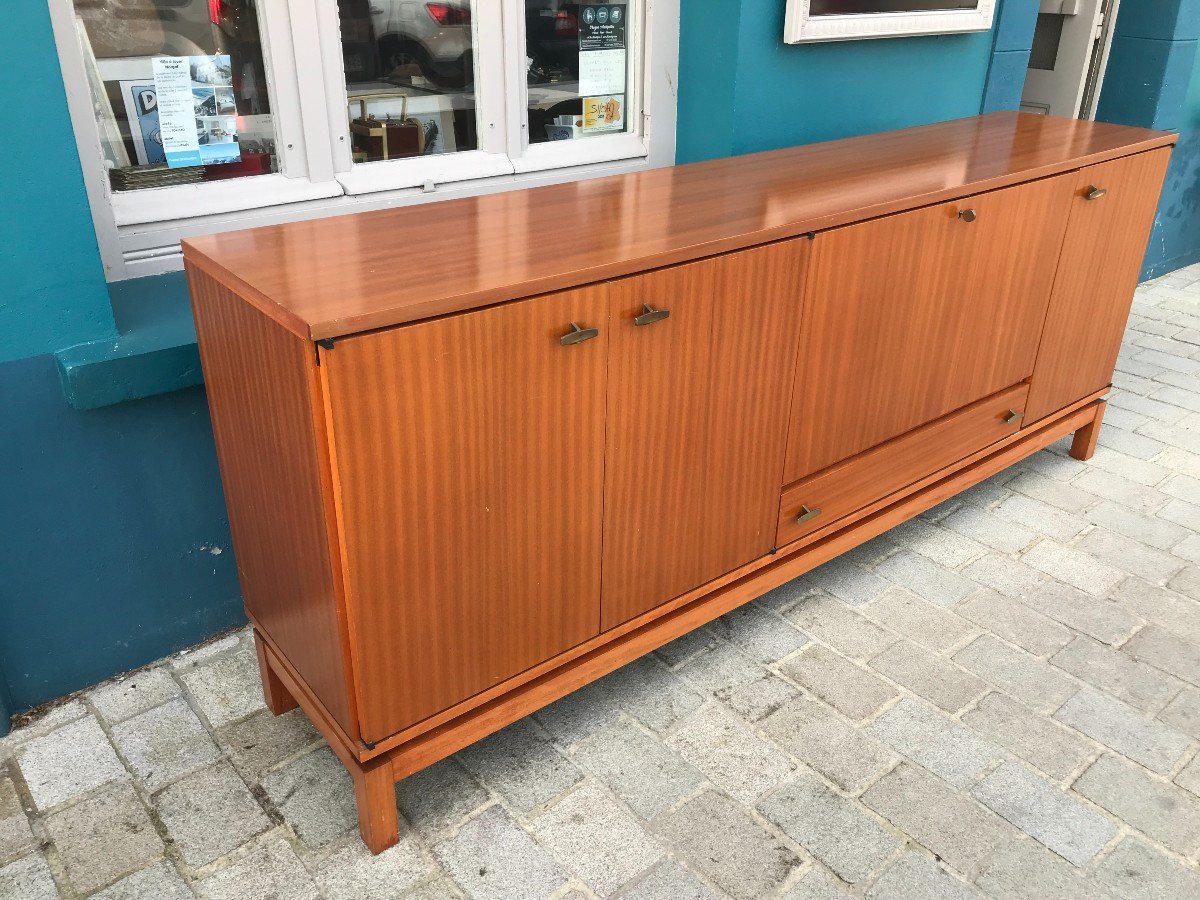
1069,400,1106,461
352,755,400,854
253,630,298,715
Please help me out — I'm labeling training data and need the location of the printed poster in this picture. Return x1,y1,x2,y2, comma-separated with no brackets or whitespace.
120,81,165,165
152,55,241,169
579,4,627,115
583,94,624,134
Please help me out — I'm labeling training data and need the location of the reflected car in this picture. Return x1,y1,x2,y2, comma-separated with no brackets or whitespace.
368,1,473,88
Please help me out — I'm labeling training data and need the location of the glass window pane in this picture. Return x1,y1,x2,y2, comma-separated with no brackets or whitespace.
809,0,978,12
337,0,479,163
72,0,278,191
526,2,631,145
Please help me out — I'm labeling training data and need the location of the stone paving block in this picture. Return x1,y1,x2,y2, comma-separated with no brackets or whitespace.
861,763,1020,879
716,672,800,724
396,756,489,834
0,854,59,900
706,602,809,665
1166,563,1200,600
1163,472,1200,504
970,761,1115,866
785,593,899,660
531,780,663,895
1022,581,1143,645
874,550,977,608
962,554,1046,599
434,805,568,900
1,701,87,748
1092,835,1200,900
1007,471,1098,515
1157,496,1200,532
654,791,800,900
0,775,33,860
261,746,357,848
953,635,1079,714
676,640,769,695
940,505,1037,554
1018,448,1083,481
761,695,895,793
218,708,321,782
758,769,900,885
961,693,1094,782
867,699,1002,788
1177,753,1200,796
1075,753,1200,856
572,717,703,821
45,782,164,894
755,575,818,614
655,628,719,668
92,860,192,900
170,632,240,670
870,640,986,713
196,832,319,900
89,667,181,725
1122,623,1200,685
1096,424,1167,459
973,836,1115,900
1054,687,1191,775
865,851,979,900
154,761,270,868
779,644,898,721
532,681,621,748
1171,532,1200,563
1159,685,1200,737
1085,501,1189,551
665,703,793,803
599,655,704,732
16,715,128,810
1022,540,1126,598
457,719,581,813
993,495,1089,543
1051,635,1183,713
805,556,891,605
111,697,222,791
622,859,719,899
179,643,267,729
1072,468,1167,513
866,587,977,653
315,838,430,900
955,590,1073,657
1075,527,1185,584
885,519,985,568
781,867,854,899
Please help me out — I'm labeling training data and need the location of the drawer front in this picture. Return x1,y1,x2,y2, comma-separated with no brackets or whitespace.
778,383,1030,547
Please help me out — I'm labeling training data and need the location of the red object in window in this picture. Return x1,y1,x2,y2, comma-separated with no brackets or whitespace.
425,3,471,25
208,0,222,25
554,10,578,37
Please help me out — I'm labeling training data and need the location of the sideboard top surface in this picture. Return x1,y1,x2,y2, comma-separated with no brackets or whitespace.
182,112,1174,341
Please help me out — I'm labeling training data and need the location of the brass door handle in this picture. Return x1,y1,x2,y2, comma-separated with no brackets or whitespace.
634,303,671,326
1085,186,1108,201
560,322,599,346
795,505,823,525
958,208,978,223
1004,409,1024,425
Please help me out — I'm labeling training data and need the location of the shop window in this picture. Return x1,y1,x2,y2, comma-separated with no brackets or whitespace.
785,0,994,42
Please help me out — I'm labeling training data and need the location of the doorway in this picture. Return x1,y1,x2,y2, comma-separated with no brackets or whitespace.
1021,0,1121,119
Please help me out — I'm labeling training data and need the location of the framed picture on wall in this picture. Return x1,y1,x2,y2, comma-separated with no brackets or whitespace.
785,0,996,43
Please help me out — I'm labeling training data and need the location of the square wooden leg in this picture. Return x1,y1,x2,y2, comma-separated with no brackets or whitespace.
253,630,299,716
1069,400,1106,461
352,755,400,854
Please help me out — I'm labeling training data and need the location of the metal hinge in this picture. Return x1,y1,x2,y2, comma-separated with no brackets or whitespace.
315,338,335,365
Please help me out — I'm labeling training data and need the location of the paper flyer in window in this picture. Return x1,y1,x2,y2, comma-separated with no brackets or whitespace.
151,55,242,169
578,4,627,98
582,95,625,134
119,81,166,166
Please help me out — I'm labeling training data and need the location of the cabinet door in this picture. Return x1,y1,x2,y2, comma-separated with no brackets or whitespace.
601,241,808,630
783,176,1074,483
1026,149,1172,424
323,287,608,741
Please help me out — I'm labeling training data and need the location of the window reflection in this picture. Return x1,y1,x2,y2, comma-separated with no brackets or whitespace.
810,0,978,13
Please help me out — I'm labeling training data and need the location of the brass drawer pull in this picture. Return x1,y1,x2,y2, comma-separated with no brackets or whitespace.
1086,186,1108,201
1004,409,1024,425
795,505,823,525
634,303,671,326
958,208,978,223
560,322,599,346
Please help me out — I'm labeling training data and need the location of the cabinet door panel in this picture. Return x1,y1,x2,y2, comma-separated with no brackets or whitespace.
783,176,1074,483
601,241,808,630
324,288,608,741
1026,149,1172,424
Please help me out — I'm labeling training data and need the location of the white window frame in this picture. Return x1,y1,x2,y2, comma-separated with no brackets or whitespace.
48,0,679,282
785,0,995,43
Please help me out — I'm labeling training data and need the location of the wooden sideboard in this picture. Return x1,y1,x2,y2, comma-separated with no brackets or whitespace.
184,112,1174,853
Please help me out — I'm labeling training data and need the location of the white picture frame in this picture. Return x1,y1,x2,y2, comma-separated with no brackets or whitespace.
784,0,996,43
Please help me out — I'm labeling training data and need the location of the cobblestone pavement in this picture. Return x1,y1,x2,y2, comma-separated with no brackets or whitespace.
7,268,1200,899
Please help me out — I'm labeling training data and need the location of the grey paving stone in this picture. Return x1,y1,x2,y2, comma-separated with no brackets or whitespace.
1086,446,1171,486
1097,424,1167,459
785,593,899,660
0,776,33,860
806,556,891,605
993,495,1090,543
1092,836,1200,900
1075,527,1186,584
874,550,978,608
1021,581,1142,646
654,791,800,900
761,695,895,793
870,640,987,713
196,832,320,900
1122,623,1200,685
531,780,663,895
45,782,164,894
758,769,900,885
1072,468,1168,513
974,837,1115,900
755,575,819,615
218,707,321,782
865,851,979,900
170,632,240,670
599,655,705,732
572,717,703,821
435,805,568,900
676,641,769,694
531,681,621,748
1050,636,1184,713
779,644,898,721
261,746,357,848
621,859,719,899
1159,685,1200,737
1,701,88,748
707,603,809,664
89,667,181,725
861,763,1020,879
665,703,793,803
1022,540,1126,598
111,697,222,791
1177,753,1200,796
1054,687,1191,775
954,590,1073,656
396,756,489,834
655,628,720,668
962,553,1047,599
457,719,581,813
179,643,267,729
961,693,1094,781
1166,562,1200,601
1081,752,1200,857
716,672,800,724
154,761,270,868
16,715,128,810
1008,471,1098,515
866,588,977,653
1084,501,1189,551
1163,471,1200,504
868,699,1002,788
315,838,430,900
1158,496,1200,532
0,854,59,900
970,761,1115,866
940,505,1037,554
91,860,192,900
1111,578,1200,644
954,635,1079,714
885,518,985,568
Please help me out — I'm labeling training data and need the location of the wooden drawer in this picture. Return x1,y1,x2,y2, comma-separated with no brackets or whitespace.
777,383,1030,547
